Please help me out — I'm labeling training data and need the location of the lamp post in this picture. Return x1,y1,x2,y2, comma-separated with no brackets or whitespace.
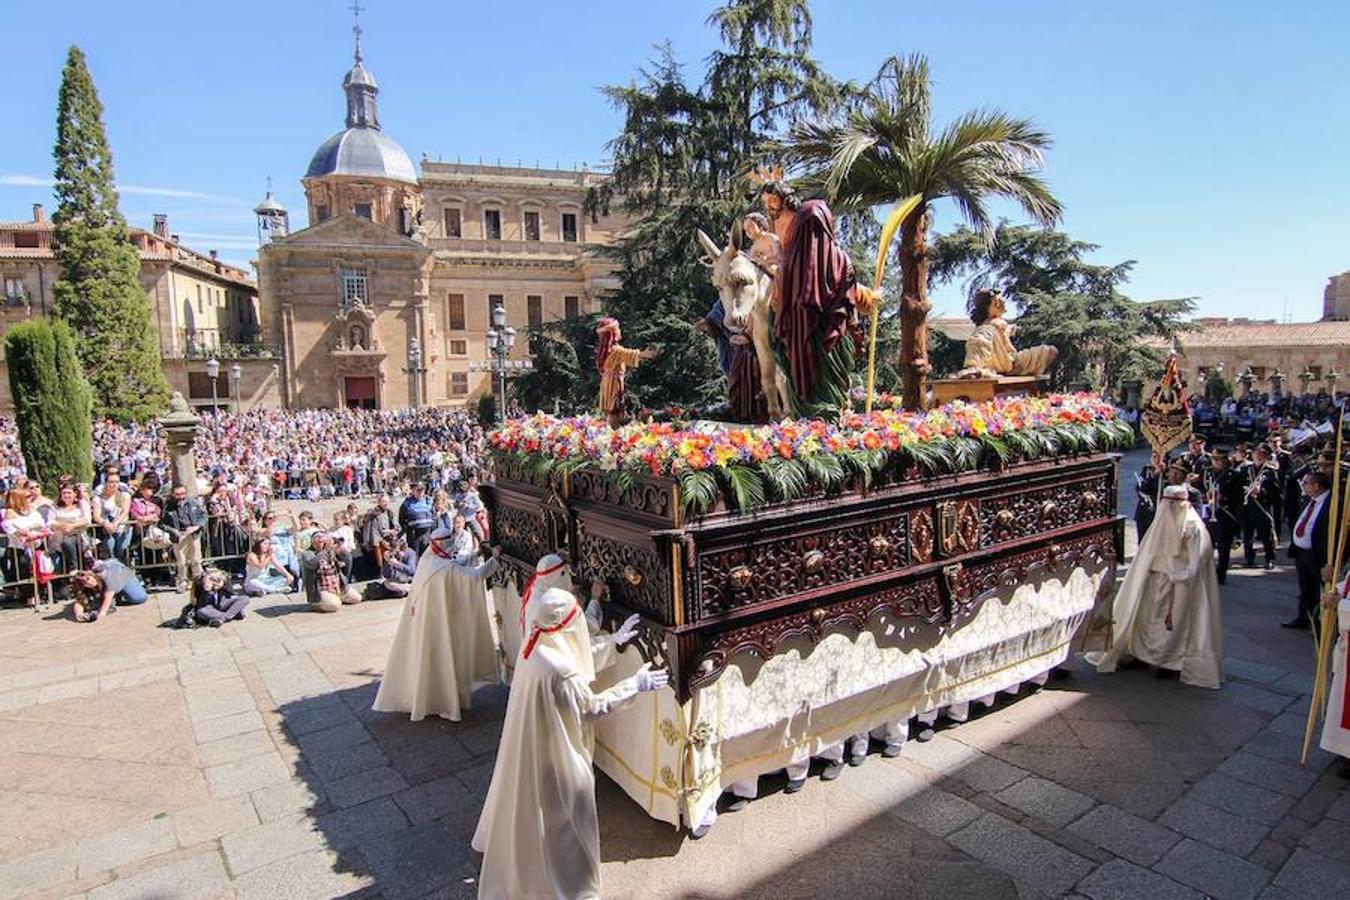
229,362,241,414
1239,367,1256,397
1327,368,1341,395
1299,368,1315,396
205,356,220,413
403,337,426,408
471,298,533,423
1269,369,1285,400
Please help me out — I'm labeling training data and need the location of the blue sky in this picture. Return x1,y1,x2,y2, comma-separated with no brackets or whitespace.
4,0,1347,321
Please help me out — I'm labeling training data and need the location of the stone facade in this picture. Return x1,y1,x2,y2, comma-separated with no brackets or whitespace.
257,39,629,410
0,205,268,412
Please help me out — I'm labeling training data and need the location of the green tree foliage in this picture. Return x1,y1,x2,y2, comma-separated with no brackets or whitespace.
928,222,1196,391
4,319,94,490
50,46,170,422
580,1,844,415
782,54,1061,409
513,318,599,415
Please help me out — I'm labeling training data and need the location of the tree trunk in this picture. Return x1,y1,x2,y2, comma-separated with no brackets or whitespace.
898,204,932,410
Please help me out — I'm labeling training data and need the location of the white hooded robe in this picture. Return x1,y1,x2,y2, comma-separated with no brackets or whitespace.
1320,575,1350,757
1095,488,1224,689
372,544,500,721
472,587,642,900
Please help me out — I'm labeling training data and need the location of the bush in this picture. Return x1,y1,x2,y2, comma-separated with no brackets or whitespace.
5,319,94,490
476,392,498,429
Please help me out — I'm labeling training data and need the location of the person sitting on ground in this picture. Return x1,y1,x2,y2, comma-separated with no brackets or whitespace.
300,531,362,612
70,556,149,623
380,530,417,596
262,510,301,582
244,537,296,596
191,569,249,627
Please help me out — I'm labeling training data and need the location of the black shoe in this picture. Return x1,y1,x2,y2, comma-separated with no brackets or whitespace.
209,618,224,628
916,727,936,742
724,795,749,812
848,752,867,767
1264,561,1275,571
1281,618,1310,629
820,761,845,781
881,743,904,758
784,777,806,794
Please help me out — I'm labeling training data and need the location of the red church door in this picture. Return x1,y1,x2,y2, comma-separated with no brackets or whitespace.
344,377,377,410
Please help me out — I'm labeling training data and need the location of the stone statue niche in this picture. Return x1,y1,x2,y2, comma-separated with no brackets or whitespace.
958,290,1057,379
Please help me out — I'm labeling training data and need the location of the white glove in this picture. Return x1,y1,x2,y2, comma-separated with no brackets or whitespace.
635,664,670,693
613,613,640,646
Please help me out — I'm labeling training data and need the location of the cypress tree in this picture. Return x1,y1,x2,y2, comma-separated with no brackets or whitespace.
51,45,170,422
5,319,95,490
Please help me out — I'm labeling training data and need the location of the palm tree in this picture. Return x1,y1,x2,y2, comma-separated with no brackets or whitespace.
784,54,1062,409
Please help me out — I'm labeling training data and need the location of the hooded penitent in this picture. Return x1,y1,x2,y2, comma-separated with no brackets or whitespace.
1093,485,1224,688
371,538,499,721
472,587,644,900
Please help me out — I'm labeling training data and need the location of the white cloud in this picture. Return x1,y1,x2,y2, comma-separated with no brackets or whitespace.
0,173,247,205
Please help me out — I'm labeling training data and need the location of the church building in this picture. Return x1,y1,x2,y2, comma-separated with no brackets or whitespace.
257,25,628,410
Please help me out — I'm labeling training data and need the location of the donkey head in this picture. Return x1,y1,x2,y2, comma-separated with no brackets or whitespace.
696,225,762,335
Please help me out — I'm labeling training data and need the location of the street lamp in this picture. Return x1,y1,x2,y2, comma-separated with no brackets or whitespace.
1327,368,1341,395
1239,367,1256,397
402,337,426,408
1299,368,1315,396
1269,369,1285,400
471,298,533,422
229,362,241,414
205,356,220,413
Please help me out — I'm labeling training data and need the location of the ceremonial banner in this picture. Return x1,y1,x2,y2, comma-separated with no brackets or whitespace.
1141,356,1192,456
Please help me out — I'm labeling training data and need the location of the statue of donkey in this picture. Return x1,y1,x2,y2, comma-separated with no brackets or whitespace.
696,223,790,420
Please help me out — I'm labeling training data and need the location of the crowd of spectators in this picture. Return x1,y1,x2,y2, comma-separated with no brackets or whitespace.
0,408,491,624
1187,390,1346,443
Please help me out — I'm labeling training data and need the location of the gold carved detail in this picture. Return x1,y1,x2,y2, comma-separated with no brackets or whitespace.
868,535,891,557
688,720,715,749
660,766,678,790
1040,500,1058,522
801,550,825,574
910,508,934,564
1081,491,1100,511
728,565,753,590
996,509,1015,528
659,718,680,747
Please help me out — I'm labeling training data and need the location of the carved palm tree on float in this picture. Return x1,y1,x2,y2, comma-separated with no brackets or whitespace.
783,54,1063,410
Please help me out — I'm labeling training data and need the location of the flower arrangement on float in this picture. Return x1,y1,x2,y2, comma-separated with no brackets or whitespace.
488,393,1135,517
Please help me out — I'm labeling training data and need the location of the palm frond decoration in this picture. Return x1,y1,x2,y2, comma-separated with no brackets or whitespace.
906,440,950,474
802,453,846,491
980,435,1011,466
679,469,719,518
761,457,809,502
721,464,767,513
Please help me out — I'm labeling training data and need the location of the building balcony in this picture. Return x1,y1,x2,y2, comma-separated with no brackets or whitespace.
1,291,31,310
173,328,279,360
428,237,589,258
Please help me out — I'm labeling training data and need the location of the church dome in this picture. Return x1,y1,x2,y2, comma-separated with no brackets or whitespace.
305,128,416,184
304,36,416,185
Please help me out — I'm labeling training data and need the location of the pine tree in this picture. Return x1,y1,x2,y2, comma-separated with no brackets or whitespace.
51,45,170,422
5,319,94,490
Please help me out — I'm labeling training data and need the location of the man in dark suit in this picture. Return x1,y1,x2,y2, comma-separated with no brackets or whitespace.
1286,471,1332,630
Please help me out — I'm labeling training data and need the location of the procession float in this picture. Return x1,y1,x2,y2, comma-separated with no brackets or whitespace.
483,181,1131,832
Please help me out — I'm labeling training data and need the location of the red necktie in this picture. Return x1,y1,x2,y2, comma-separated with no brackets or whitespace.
1295,500,1315,539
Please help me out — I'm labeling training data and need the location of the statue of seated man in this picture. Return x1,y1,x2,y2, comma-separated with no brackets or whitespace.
958,289,1057,379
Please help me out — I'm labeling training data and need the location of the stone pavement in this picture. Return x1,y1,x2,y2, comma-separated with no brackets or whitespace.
1,449,1349,898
